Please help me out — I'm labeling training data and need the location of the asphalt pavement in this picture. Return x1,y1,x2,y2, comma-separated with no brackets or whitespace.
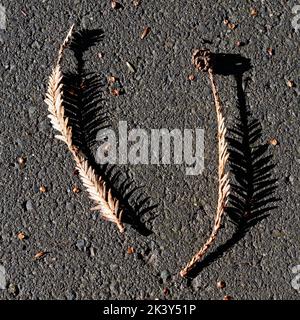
0,0,299,300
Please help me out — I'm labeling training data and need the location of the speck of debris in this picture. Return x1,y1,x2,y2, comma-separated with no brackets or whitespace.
269,138,278,146
111,88,121,96
127,247,135,254
25,200,34,211
250,8,258,17
267,47,274,56
141,27,151,39
17,156,26,169
287,80,295,88
111,1,119,9
133,0,141,7
34,251,47,260
17,232,26,241
8,283,19,297
72,186,80,194
39,185,47,193
223,295,233,300
217,280,226,289
90,247,96,257
76,239,88,251
223,19,237,30
126,61,136,73
163,287,170,295
188,74,196,81
160,269,171,282
228,23,236,30
107,75,118,84
236,41,246,47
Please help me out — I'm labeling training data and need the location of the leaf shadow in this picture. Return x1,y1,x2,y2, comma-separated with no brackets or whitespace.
62,29,158,236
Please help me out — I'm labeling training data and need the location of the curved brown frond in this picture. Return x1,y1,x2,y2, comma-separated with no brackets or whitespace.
180,49,230,277
44,25,125,233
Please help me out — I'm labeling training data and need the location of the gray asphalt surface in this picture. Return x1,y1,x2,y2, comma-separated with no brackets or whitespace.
0,0,299,300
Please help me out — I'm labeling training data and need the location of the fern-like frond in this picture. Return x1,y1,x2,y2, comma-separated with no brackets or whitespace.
44,25,125,233
180,49,230,277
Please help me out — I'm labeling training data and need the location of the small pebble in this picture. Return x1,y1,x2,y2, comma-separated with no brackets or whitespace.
267,47,274,56
188,74,196,81
25,200,34,211
250,8,258,17
8,283,19,297
111,0,119,9
76,239,86,251
39,185,47,193
160,270,171,282
127,247,135,254
133,0,141,6
126,61,136,73
107,75,117,84
163,287,169,295
269,138,278,146
228,23,236,30
287,80,295,88
17,232,26,241
72,186,80,194
217,280,226,289
17,156,26,169
90,247,96,257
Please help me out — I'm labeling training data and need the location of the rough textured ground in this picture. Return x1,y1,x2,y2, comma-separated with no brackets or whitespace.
0,0,299,300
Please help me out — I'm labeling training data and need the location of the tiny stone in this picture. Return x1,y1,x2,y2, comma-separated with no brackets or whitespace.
39,185,47,193
132,0,141,6
91,212,98,221
269,138,278,146
287,80,295,88
217,280,226,289
31,40,41,50
126,61,136,73
250,8,258,17
76,239,86,251
266,47,274,56
90,247,96,257
8,283,19,296
25,200,34,211
160,270,171,282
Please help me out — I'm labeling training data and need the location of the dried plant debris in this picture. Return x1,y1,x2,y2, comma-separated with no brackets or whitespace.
180,49,230,277
44,25,125,233
141,27,151,39
17,232,26,241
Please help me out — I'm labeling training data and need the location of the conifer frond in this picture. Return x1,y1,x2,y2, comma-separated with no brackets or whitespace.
44,26,125,233
180,49,230,277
